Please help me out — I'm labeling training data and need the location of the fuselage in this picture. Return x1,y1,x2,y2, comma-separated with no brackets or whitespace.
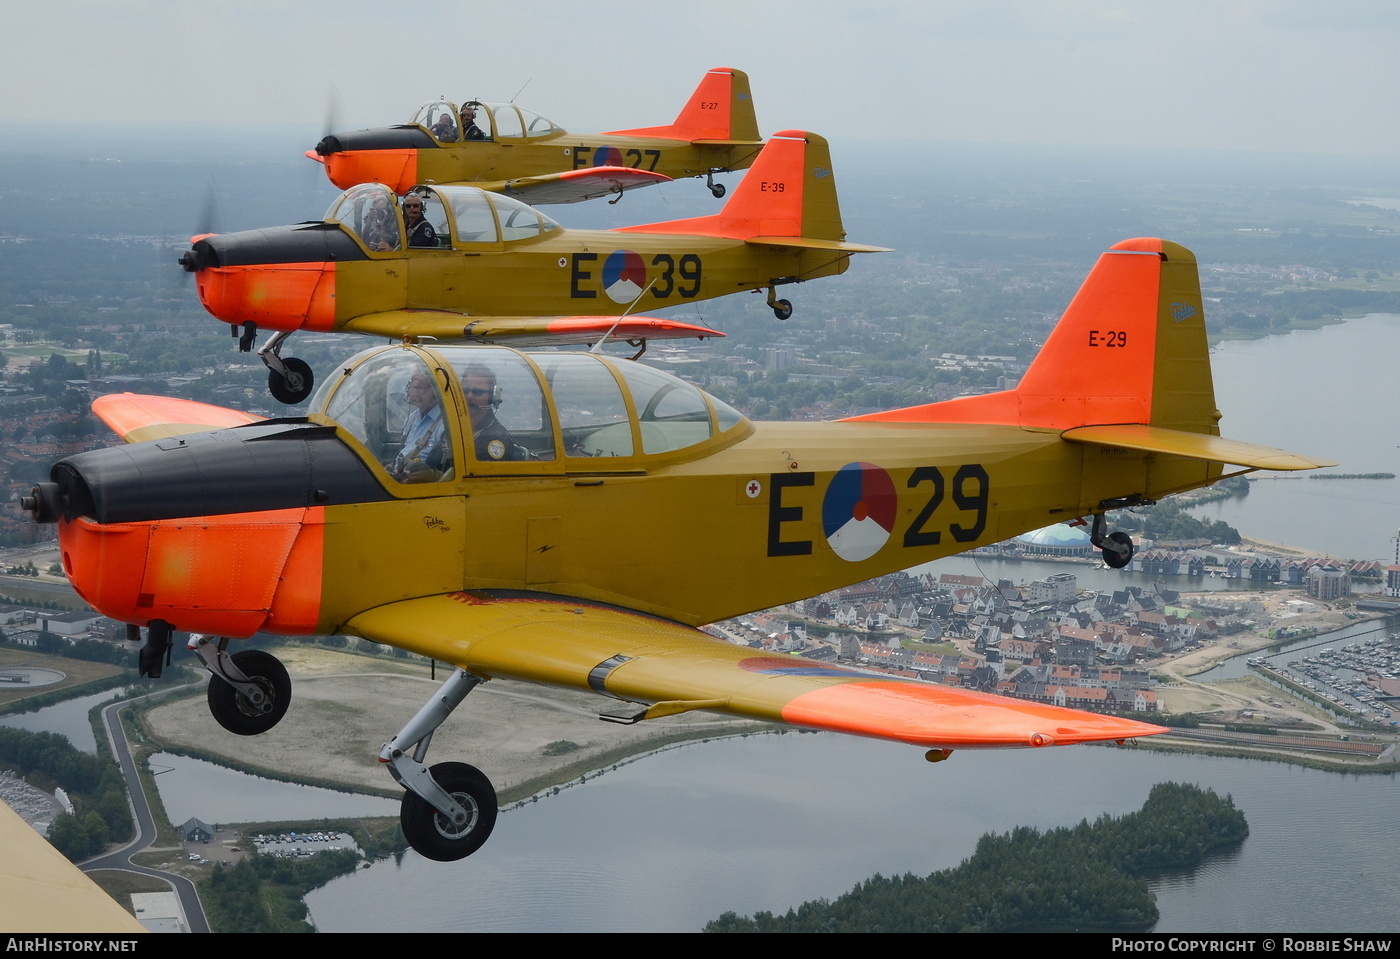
49,344,1214,641
185,183,848,335
315,97,762,194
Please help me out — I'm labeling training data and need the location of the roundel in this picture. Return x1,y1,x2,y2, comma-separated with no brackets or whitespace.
602,250,648,303
593,145,623,167
821,462,897,562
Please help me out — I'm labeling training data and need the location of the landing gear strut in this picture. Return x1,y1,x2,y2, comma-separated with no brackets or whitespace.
765,286,792,320
705,169,726,199
380,668,498,861
190,636,291,736
258,330,315,405
1090,513,1135,569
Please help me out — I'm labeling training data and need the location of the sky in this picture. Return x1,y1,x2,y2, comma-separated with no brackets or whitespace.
7,0,1400,158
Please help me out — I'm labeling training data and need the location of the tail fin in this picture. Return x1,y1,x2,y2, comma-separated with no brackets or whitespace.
850,239,1335,472
617,130,861,244
605,67,760,143
852,239,1217,432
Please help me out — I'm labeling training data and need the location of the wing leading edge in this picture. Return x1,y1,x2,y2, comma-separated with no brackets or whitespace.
343,311,724,345
346,591,1165,749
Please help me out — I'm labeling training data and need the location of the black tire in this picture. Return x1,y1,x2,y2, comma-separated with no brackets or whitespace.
268,357,314,404
207,649,291,736
1102,530,1134,569
710,183,726,199
401,762,498,862
773,298,793,320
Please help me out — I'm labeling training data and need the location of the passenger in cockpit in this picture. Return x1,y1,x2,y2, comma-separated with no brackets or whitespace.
460,103,487,141
402,193,437,248
461,363,518,461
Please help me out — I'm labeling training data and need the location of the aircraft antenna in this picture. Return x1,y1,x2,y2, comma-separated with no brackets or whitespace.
590,278,659,354
511,78,532,103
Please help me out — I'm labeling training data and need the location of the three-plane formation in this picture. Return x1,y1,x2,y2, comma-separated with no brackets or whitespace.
25,72,1335,863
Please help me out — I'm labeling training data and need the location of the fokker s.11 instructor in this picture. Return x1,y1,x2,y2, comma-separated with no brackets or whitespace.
182,130,887,404
307,67,763,203
30,239,1334,862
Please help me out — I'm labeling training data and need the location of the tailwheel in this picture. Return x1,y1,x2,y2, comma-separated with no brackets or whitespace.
772,299,792,320
1101,530,1134,569
206,649,291,736
710,182,726,199
400,762,497,861
268,357,314,404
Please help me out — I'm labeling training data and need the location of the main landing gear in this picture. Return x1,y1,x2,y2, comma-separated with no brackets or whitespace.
1089,512,1136,569
380,669,498,861
190,636,292,736
234,323,315,405
765,286,793,320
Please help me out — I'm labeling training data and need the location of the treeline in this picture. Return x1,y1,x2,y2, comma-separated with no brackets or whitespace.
1118,499,1241,545
201,849,361,933
0,727,132,861
706,781,1247,933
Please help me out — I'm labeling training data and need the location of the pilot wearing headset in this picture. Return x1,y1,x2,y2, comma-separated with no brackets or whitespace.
461,363,519,461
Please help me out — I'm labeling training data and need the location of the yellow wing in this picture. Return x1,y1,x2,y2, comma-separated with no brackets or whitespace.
343,312,724,346
489,167,672,205
346,591,1165,749
0,801,145,933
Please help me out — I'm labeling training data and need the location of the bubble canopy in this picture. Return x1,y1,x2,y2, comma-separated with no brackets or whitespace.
310,344,749,483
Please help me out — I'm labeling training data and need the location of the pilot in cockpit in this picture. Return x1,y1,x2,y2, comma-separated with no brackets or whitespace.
392,369,451,482
363,194,399,252
430,110,458,142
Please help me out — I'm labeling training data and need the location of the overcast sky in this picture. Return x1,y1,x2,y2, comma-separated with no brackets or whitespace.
7,1,1400,158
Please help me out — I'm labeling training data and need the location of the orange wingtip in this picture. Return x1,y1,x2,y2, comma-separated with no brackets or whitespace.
92,393,264,441
545,316,725,339
781,681,1167,749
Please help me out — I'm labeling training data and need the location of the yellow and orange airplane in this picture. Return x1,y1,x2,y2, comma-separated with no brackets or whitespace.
28,238,1333,861
184,129,887,404
307,67,763,202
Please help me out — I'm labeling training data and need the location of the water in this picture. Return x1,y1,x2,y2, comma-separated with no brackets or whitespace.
0,688,124,754
304,735,1400,932
1198,314,1400,560
149,753,396,826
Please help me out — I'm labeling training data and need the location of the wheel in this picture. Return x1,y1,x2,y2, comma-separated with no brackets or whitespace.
207,649,291,736
400,762,498,861
773,298,793,320
1102,530,1134,569
710,183,726,199
268,357,314,404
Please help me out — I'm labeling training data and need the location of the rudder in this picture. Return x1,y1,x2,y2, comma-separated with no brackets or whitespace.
606,67,760,143
617,130,847,242
849,239,1219,434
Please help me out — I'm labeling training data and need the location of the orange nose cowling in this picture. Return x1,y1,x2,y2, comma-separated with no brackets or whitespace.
59,507,325,637
195,262,337,333
323,150,419,194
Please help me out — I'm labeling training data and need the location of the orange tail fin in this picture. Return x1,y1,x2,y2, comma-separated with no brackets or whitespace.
849,239,1218,433
616,130,848,242
605,67,760,143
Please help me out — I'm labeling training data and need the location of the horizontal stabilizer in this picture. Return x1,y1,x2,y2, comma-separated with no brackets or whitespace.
746,235,892,254
1063,424,1337,471
344,311,724,345
494,166,671,205
92,393,264,444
